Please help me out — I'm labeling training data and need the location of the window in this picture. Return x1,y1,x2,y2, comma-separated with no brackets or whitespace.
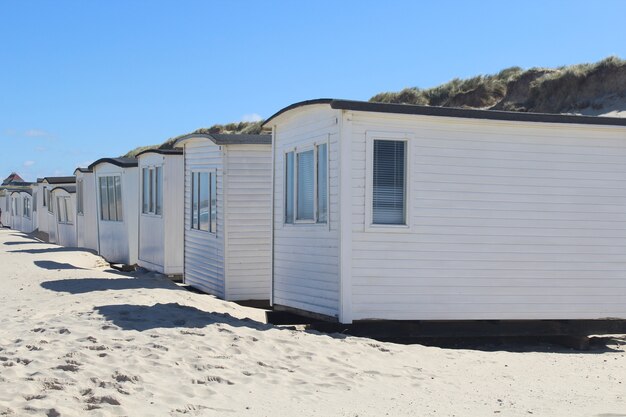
372,139,406,225
42,186,47,207
57,196,73,224
142,166,163,215
99,176,123,221
191,171,216,233
284,142,328,224
46,188,53,213
77,180,84,215
23,197,31,219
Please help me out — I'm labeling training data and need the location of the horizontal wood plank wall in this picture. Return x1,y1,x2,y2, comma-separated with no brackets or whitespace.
164,154,184,275
184,139,225,297
224,144,272,300
349,112,626,320
273,106,341,318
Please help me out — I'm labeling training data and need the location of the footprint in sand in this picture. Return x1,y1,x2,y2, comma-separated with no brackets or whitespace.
55,359,81,372
192,376,234,385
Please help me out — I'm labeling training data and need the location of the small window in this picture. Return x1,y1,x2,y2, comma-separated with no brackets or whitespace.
99,175,123,221
372,139,406,225
284,142,328,224
191,171,216,233
284,152,294,223
46,188,53,213
77,180,84,215
316,143,328,223
56,196,73,225
142,166,163,215
23,197,31,219
43,186,47,207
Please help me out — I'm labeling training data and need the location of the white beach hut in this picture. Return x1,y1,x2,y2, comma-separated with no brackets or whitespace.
50,185,77,247
136,149,184,275
37,176,76,242
173,133,272,301
0,189,8,226
10,189,36,233
74,168,98,252
88,157,139,265
264,99,626,324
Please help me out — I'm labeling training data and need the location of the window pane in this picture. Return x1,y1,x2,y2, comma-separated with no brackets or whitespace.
57,197,63,222
191,172,198,229
156,166,163,215
285,152,294,223
199,172,209,231
43,187,47,206
142,168,149,214
317,144,328,223
107,176,116,221
373,140,406,225
66,198,73,224
100,177,109,220
149,168,154,213
296,150,314,220
114,176,123,221
77,180,83,215
210,172,217,233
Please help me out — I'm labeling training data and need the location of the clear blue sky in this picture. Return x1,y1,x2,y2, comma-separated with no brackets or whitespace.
1,0,625,181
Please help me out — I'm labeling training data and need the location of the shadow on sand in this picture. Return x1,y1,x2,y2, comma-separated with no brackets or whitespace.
34,260,86,270
93,303,273,332
41,277,178,294
12,246,97,255
3,240,47,246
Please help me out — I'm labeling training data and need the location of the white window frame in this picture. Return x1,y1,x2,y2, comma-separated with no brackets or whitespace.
141,165,163,217
283,134,329,227
98,174,123,222
23,196,31,219
46,187,53,214
189,169,217,235
365,131,412,233
77,179,84,216
56,195,73,225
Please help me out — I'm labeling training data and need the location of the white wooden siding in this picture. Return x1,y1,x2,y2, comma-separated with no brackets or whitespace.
272,106,341,318
138,153,184,275
52,189,77,247
183,140,225,297
94,163,139,265
224,145,272,300
164,154,184,275
348,111,626,321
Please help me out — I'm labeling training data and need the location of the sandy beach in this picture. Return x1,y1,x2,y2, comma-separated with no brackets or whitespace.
0,228,625,417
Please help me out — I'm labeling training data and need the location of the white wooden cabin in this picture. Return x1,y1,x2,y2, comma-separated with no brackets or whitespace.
136,149,184,275
10,189,36,233
50,185,77,247
173,133,272,301
37,176,76,242
264,99,626,324
88,157,139,265
0,190,8,226
74,168,99,252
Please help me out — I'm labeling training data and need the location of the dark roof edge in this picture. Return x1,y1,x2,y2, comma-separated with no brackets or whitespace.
262,98,334,127
51,186,76,194
173,133,271,147
262,98,626,128
136,148,183,158
42,176,76,184
88,157,138,170
74,167,93,174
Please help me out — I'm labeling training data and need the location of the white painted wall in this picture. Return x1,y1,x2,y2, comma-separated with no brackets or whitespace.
271,105,341,318
183,139,225,296
346,111,626,321
52,189,77,247
224,145,272,300
94,163,139,265
76,171,98,252
137,152,184,275
15,192,35,233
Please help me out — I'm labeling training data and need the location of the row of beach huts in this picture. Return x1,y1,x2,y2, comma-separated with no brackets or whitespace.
3,98,626,325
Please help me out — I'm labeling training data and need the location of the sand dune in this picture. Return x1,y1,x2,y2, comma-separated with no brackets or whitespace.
0,228,625,416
